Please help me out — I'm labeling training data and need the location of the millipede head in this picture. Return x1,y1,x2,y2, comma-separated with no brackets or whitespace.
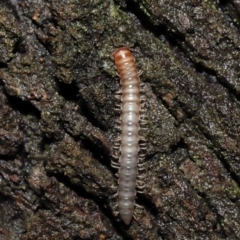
112,47,133,63
112,47,130,57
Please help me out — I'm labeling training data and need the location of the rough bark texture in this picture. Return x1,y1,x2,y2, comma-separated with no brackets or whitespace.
0,0,240,239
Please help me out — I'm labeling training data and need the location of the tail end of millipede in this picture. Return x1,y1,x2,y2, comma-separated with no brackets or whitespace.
121,215,132,225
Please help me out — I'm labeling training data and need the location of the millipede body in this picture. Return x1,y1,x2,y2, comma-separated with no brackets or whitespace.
112,47,141,225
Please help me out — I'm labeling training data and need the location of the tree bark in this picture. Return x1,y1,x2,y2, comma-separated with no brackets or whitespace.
0,0,240,239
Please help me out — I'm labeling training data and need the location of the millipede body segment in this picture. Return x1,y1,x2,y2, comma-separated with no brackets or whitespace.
112,47,141,225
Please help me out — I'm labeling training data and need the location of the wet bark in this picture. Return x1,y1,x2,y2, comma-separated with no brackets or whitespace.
0,0,240,239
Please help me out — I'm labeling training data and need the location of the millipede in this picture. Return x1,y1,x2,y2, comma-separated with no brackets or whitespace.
111,47,147,225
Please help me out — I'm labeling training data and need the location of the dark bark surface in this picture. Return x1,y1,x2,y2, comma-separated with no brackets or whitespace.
0,0,240,239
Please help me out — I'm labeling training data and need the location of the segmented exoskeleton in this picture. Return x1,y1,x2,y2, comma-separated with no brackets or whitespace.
112,47,146,225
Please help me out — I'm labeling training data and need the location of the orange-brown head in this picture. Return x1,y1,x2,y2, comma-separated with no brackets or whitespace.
112,47,133,62
112,47,135,74
112,47,132,58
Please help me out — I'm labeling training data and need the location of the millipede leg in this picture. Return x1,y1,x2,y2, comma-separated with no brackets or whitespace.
110,192,118,199
112,204,119,217
139,119,148,125
114,210,119,218
141,103,146,108
139,155,146,163
113,146,120,151
113,142,120,149
137,173,146,179
114,95,121,100
137,184,145,190
114,124,121,130
140,136,147,141
139,143,147,148
114,107,121,112
112,154,119,159
139,154,145,158
140,114,148,120
111,162,120,169
115,89,122,94
114,136,121,142
135,203,144,209
110,184,118,190
111,157,119,163
137,179,145,185
115,119,121,125
138,162,145,167
138,164,145,170
138,160,145,165
115,103,121,108
140,108,147,114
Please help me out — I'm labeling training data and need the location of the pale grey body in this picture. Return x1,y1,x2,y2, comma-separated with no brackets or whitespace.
113,48,141,225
